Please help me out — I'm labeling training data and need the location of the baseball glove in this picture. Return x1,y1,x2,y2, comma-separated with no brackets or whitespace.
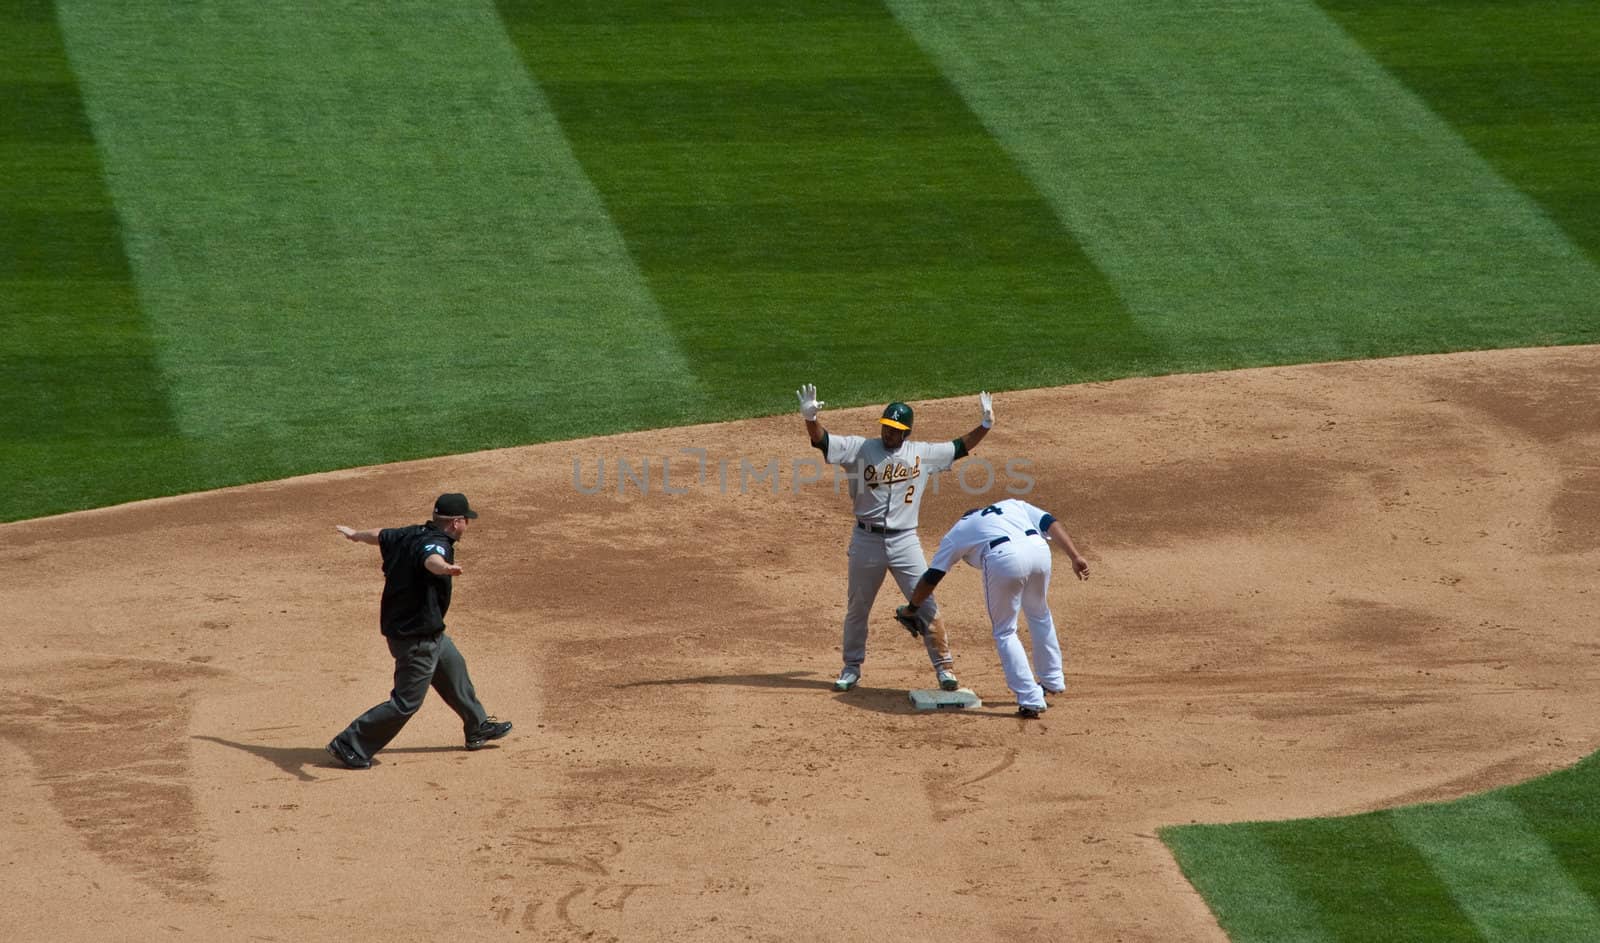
895,604,931,639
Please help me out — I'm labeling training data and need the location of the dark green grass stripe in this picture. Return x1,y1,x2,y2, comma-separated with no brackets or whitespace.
1318,0,1600,265
1169,813,1486,942
0,0,183,519
509,0,884,26
612,199,1099,271
1161,824,1336,943
0,209,125,278
539,78,990,141
498,1,1157,409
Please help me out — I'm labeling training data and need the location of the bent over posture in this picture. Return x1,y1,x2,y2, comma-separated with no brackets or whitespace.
798,383,992,692
325,493,512,769
898,498,1089,717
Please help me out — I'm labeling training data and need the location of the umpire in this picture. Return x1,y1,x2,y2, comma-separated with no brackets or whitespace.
326,492,512,770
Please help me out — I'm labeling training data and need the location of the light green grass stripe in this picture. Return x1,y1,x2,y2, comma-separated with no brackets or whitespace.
1162,824,1338,943
886,0,1600,356
1392,795,1600,941
54,1,699,475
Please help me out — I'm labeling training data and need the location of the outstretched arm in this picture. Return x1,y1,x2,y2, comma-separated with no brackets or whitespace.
335,525,381,546
1046,520,1090,580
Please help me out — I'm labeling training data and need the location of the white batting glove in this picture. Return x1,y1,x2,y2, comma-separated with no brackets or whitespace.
979,390,994,429
797,383,824,421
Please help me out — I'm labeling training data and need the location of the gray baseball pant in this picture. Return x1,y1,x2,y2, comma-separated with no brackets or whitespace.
841,528,952,671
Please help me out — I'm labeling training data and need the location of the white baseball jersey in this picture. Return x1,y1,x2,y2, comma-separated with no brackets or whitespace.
928,498,1056,573
820,433,963,530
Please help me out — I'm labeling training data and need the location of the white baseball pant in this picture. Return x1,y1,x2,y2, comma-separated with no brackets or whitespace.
981,535,1064,710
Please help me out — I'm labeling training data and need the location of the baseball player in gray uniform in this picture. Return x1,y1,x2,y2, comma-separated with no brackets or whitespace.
796,383,993,692
896,498,1089,718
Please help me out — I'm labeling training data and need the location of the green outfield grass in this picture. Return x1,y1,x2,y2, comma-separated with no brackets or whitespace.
7,1,1600,937
9,0,1596,520
1165,752,1600,941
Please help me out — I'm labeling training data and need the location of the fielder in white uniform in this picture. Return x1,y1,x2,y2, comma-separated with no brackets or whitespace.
796,383,993,692
899,498,1089,717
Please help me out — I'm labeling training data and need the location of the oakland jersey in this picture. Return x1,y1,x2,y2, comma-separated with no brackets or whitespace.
820,433,966,531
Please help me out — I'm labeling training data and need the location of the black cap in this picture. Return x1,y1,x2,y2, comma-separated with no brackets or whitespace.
879,402,914,431
433,493,479,519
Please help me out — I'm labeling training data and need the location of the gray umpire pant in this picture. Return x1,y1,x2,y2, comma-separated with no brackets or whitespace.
333,631,489,761
842,527,948,671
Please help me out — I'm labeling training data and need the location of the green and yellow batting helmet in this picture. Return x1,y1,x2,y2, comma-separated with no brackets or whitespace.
879,402,914,431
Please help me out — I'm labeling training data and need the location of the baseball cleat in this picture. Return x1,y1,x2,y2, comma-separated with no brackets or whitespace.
936,668,960,692
326,738,371,770
1016,705,1046,719
833,667,860,692
466,717,513,750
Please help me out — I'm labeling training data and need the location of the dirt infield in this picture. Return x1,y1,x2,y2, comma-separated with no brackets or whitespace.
4,346,1597,942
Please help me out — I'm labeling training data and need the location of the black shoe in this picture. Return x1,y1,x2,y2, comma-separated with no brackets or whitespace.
326,738,371,770
466,717,512,751
1016,705,1045,719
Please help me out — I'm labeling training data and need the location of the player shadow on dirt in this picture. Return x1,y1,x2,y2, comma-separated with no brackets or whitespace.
617,670,835,691
617,672,1019,718
193,735,475,781
834,686,1033,720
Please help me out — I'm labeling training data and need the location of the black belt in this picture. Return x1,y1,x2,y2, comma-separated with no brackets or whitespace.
988,529,1038,548
858,521,910,535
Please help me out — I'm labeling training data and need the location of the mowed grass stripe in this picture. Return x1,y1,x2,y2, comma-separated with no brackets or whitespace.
1174,813,1485,942
1505,752,1600,908
1160,823,1338,943
1319,0,1600,264
1168,755,1600,943
498,1,1157,409
0,0,192,520
1392,795,1600,940
52,0,702,489
887,0,1600,370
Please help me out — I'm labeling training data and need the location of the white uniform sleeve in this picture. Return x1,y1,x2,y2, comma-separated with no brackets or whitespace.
1006,498,1050,531
824,433,868,466
928,517,985,573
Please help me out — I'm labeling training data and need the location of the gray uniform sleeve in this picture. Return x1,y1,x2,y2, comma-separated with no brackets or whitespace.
825,433,868,466
919,439,960,474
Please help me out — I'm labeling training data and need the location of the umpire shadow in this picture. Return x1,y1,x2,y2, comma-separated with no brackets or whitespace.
617,670,834,692
195,736,477,780
192,735,335,782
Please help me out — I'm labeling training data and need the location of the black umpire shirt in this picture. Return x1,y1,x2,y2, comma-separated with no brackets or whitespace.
377,523,457,637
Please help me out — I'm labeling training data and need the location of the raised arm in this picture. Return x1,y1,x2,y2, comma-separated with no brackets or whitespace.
797,382,827,447
957,391,994,453
335,525,382,546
